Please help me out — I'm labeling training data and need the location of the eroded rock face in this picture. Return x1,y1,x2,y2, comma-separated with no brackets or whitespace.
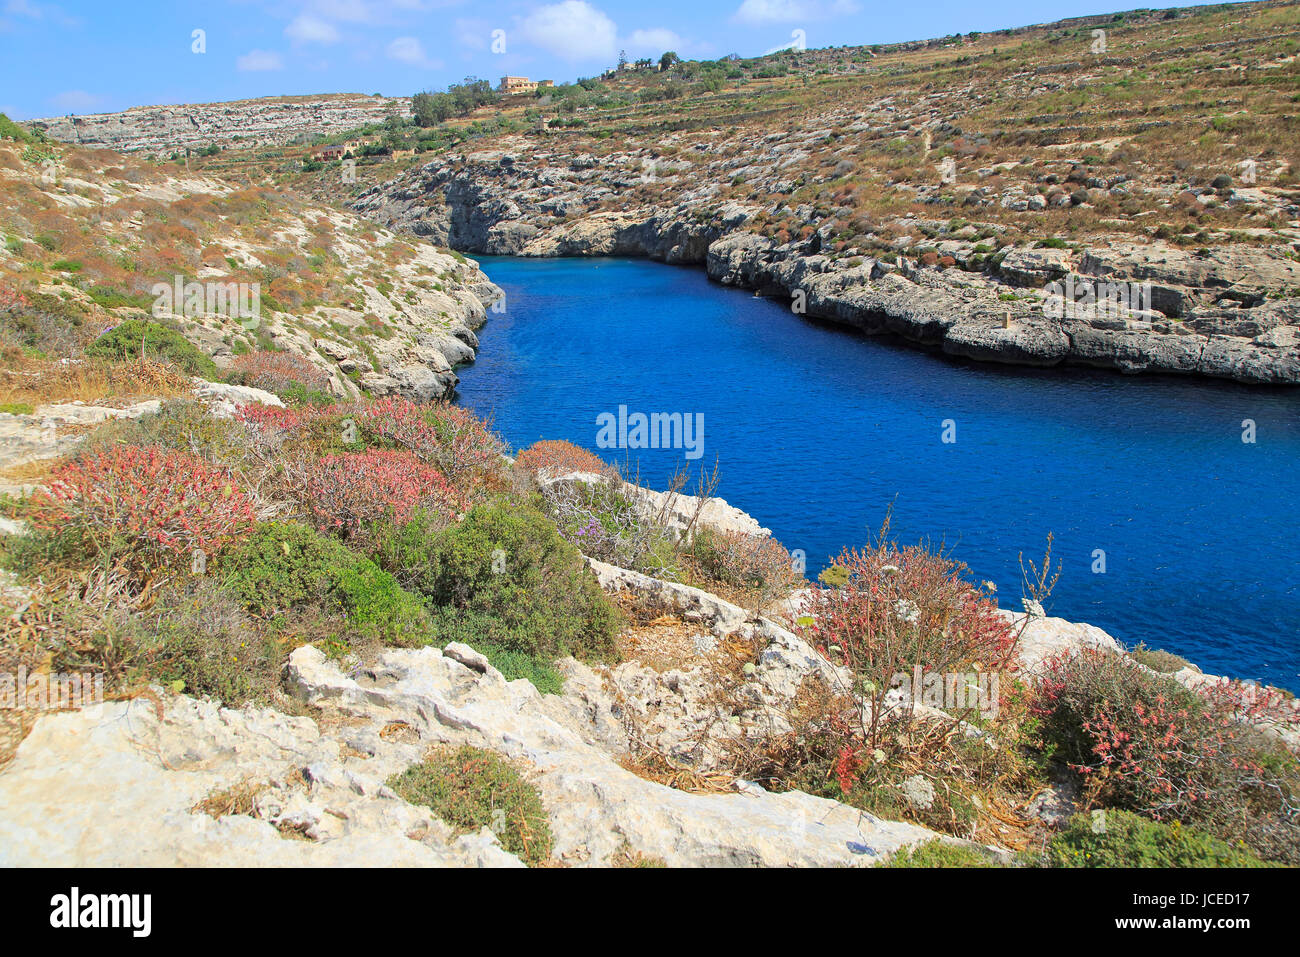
33,95,413,154
352,143,1300,386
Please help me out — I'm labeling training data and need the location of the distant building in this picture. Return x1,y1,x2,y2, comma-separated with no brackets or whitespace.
499,76,538,95
317,144,345,160
537,79,554,88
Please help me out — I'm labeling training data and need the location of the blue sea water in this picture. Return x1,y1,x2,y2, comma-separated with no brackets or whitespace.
454,255,1300,692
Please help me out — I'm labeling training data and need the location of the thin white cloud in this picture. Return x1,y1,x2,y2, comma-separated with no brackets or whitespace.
386,36,441,68
48,89,101,112
453,16,490,52
307,0,374,23
4,0,80,27
237,49,286,71
627,28,681,53
732,0,859,25
519,1,617,63
287,13,341,44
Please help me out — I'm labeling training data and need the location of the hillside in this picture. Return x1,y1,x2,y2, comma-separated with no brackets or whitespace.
346,1,1300,382
0,136,500,411
50,2,1293,382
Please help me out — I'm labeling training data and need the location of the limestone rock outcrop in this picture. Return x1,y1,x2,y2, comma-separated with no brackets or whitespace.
353,140,1300,386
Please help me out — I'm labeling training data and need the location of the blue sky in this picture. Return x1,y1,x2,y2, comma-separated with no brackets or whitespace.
0,0,1230,119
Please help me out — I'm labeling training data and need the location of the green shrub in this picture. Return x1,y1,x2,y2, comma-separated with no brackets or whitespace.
220,521,430,647
446,630,566,695
139,579,283,706
1038,810,1272,868
387,745,553,865
86,319,217,378
0,113,38,144
884,839,1000,868
84,286,156,311
0,290,87,352
0,402,33,415
84,399,250,465
1127,642,1194,673
419,503,621,668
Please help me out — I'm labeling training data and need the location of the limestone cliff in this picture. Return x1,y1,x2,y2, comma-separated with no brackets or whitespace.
353,142,1300,385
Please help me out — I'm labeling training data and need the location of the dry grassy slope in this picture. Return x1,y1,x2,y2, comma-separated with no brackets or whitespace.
59,3,1300,247
0,140,501,402
257,2,1300,235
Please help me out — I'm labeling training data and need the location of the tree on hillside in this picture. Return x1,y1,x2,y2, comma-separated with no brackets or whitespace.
411,78,499,127
659,51,680,71
411,91,438,127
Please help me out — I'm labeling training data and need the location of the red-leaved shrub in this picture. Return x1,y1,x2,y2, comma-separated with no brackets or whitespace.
515,439,614,480
236,401,352,449
1032,647,1300,863
290,447,461,537
227,351,330,398
28,446,255,567
359,396,504,494
797,535,1017,764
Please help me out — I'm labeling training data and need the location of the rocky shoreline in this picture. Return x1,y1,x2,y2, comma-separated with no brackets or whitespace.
353,146,1300,386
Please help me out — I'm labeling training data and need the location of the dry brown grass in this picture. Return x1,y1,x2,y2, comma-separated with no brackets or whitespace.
0,355,192,408
191,768,312,840
616,750,734,794
614,600,704,672
0,456,63,485
609,845,667,867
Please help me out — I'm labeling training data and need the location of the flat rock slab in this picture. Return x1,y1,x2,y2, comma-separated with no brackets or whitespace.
0,642,945,867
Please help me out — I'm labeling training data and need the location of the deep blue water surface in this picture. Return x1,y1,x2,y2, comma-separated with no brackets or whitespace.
455,256,1300,692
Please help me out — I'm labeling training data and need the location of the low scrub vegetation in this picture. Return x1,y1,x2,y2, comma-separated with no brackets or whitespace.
515,438,613,479
884,839,1000,868
85,319,218,378
416,503,623,674
220,521,430,649
225,351,332,406
387,745,553,865
1032,648,1300,864
22,445,255,578
1036,810,1272,869
288,447,461,540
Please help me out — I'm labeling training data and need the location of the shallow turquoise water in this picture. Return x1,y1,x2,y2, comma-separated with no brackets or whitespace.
455,255,1300,692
